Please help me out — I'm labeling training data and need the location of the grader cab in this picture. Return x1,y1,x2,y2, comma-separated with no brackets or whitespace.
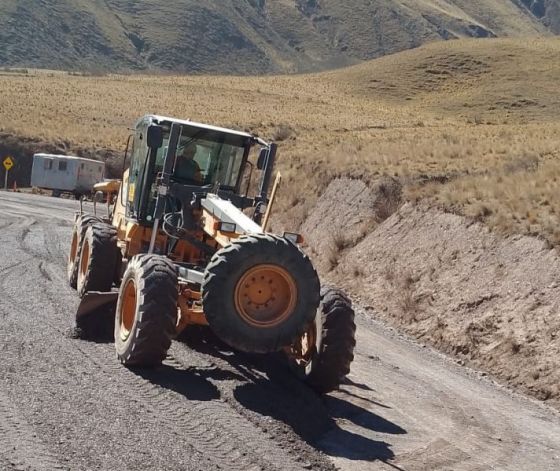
67,114,356,393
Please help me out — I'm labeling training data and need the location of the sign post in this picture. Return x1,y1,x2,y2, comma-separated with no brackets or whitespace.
2,155,14,190
3,156,14,190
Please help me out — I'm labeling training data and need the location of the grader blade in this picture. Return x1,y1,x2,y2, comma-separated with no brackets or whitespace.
76,291,118,319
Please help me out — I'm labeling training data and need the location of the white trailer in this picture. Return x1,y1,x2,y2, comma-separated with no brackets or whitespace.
31,154,105,198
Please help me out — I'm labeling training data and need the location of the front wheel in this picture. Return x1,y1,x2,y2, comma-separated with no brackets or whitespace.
202,235,320,354
114,254,178,367
285,287,356,394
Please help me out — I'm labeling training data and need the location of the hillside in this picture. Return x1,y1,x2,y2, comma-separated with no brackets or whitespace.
521,0,560,32
0,0,558,74
1,37,560,242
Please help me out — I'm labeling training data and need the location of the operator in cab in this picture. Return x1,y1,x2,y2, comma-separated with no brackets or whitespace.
174,143,203,185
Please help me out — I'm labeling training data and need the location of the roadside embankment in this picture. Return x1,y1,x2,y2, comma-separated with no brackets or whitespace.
303,178,560,409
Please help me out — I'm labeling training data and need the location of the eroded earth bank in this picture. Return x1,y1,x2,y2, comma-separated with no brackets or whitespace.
304,177,560,410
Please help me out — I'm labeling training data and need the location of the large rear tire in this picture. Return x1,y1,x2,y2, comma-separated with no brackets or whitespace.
77,223,118,297
202,234,320,353
114,254,178,367
67,214,102,289
286,287,356,394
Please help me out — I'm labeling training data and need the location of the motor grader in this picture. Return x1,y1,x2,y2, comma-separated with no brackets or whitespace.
67,114,356,393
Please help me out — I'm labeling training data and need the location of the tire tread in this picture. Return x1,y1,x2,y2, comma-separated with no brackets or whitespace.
202,234,320,353
305,287,356,393
115,254,178,366
77,222,118,297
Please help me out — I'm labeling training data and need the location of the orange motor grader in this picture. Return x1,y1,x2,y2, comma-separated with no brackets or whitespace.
67,114,356,393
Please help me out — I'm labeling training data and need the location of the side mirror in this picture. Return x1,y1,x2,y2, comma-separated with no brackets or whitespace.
257,148,268,170
147,125,164,149
94,191,104,203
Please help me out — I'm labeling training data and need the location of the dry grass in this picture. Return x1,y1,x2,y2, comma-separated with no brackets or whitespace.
383,264,421,321
326,230,355,271
1,38,560,242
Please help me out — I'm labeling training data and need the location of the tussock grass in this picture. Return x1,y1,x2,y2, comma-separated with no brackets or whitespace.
1,38,560,242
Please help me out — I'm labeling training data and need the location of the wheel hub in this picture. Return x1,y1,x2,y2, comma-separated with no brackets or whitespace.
234,264,297,328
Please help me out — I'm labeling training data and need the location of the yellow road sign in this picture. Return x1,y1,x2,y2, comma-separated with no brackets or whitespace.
3,156,14,171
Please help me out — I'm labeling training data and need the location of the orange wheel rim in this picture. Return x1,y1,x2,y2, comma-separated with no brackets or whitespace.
234,264,297,328
79,239,90,282
69,230,78,266
120,279,137,341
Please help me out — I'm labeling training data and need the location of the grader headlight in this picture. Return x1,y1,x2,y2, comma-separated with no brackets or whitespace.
218,222,237,233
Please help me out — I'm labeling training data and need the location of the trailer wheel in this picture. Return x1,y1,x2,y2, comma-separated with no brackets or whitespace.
77,223,118,297
115,254,178,367
285,287,356,393
67,214,102,289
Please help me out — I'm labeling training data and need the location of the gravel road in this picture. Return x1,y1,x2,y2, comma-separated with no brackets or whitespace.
1,191,559,471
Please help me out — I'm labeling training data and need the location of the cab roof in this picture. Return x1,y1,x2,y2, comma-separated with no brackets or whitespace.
140,114,255,140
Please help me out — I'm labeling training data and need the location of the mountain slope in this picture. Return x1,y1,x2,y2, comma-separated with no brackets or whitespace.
0,0,558,73
521,0,560,32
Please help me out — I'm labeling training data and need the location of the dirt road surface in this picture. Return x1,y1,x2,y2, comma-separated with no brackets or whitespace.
0,191,559,471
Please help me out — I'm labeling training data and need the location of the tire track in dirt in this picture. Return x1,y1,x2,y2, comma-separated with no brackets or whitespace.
0,242,66,469
0,214,328,470
6,198,335,470
38,228,326,471
17,217,62,263
399,382,511,470
162,354,330,471
0,257,34,274
368,352,507,469
0,260,270,471
0,217,217,468
1,211,36,232
345,314,546,471
65,333,271,471
168,338,336,470
0,391,65,471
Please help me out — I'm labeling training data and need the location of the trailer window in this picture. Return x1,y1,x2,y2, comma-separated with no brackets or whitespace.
59,161,67,171
44,159,53,170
